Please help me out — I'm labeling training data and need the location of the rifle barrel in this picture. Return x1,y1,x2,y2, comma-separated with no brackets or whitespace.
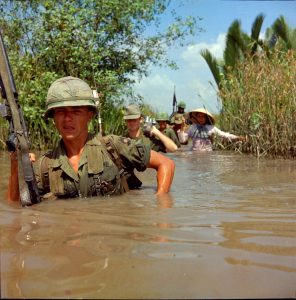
0,30,40,205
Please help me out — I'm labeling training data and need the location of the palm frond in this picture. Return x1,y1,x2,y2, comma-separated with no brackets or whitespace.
250,13,265,54
272,15,292,49
224,20,245,67
200,49,222,87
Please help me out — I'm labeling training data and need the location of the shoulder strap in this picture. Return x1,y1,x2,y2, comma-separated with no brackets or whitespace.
39,152,52,194
40,139,130,194
100,136,129,193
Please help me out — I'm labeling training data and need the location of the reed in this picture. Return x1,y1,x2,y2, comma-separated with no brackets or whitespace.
218,48,296,158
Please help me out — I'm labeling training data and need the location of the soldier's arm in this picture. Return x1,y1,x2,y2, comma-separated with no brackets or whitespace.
148,150,175,194
150,126,178,152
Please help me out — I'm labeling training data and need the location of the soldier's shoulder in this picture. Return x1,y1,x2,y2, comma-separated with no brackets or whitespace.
103,134,133,147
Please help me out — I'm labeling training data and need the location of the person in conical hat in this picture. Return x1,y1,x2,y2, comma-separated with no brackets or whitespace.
184,108,215,125
184,107,245,152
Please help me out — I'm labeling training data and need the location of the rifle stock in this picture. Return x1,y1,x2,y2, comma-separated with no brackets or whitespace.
0,30,41,206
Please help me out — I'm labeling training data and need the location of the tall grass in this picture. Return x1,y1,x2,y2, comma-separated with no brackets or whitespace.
219,48,296,158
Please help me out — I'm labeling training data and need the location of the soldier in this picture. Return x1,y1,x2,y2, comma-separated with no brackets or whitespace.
155,112,181,148
7,76,175,202
171,113,189,145
170,101,186,124
123,105,178,190
176,101,186,114
124,104,178,153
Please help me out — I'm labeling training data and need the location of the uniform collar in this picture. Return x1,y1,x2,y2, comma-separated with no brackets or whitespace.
51,134,104,176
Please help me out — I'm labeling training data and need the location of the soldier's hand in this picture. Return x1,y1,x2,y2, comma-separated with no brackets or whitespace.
237,135,247,142
29,153,36,162
143,123,153,137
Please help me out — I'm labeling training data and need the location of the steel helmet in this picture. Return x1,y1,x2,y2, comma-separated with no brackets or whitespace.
44,76,98,118
178,101,186,109
155,112,169,122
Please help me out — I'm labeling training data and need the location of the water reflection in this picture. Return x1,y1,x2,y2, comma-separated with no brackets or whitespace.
1,150,296,298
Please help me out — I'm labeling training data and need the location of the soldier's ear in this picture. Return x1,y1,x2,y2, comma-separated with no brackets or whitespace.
88,110,95,119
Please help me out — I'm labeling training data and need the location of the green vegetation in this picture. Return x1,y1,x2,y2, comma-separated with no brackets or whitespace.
1,3,295,159
0,0,199,149
201,14,296,158
219,49,296,158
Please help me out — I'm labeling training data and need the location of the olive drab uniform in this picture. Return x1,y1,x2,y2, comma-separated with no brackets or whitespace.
162,127,181,148
126,129,167,153
122,128,167,190
34,134,150,199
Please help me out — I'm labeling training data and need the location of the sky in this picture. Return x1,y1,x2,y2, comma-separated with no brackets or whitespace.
133,0,296,116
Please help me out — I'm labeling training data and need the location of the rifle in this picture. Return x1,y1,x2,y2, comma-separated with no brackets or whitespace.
0,31,41,206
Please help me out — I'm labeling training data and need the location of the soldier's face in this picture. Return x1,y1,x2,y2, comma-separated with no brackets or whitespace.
53,106,93,142
126,117,141,131
158,121,167,131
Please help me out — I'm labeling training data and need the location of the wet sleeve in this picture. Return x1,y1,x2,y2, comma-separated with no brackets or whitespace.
149,136,166,153
168,129,181,147
187,125,195,138
209,126,238,140
108,135,151,172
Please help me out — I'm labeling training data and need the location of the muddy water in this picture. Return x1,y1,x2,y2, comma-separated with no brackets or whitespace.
0,148,295,299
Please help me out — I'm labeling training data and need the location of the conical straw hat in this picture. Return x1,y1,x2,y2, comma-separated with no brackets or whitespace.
184,108,215,125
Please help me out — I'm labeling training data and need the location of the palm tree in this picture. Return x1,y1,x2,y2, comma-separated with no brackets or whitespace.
266,15,296,50
200,13,265,90
199,48,222,87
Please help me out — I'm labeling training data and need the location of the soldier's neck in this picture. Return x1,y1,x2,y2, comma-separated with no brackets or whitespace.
129,128,141,138
62,134,88,158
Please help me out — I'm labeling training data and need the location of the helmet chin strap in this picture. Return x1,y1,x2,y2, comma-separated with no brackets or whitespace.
92,90,103,136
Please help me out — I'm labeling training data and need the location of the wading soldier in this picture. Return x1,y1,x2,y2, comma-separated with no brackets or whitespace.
7,76,175,202
124,104,178,153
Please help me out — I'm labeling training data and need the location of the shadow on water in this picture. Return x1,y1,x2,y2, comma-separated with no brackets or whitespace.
0,149,296,299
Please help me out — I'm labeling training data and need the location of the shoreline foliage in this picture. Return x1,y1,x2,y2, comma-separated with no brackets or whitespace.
0,0,200,150
201,13,296,158
218,49,296,158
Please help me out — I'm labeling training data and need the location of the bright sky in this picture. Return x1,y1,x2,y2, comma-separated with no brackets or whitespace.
133,0,296,115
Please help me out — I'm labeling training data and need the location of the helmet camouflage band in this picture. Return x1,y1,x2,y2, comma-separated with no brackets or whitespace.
44,76,98,118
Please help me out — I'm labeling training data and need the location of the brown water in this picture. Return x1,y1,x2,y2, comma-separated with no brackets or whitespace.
0,149,296,299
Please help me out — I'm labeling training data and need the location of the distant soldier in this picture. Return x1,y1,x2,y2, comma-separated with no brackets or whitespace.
171,113,189,145
123,104,177,189
155,112,181,148
170,101,186,124
124,104,177,153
